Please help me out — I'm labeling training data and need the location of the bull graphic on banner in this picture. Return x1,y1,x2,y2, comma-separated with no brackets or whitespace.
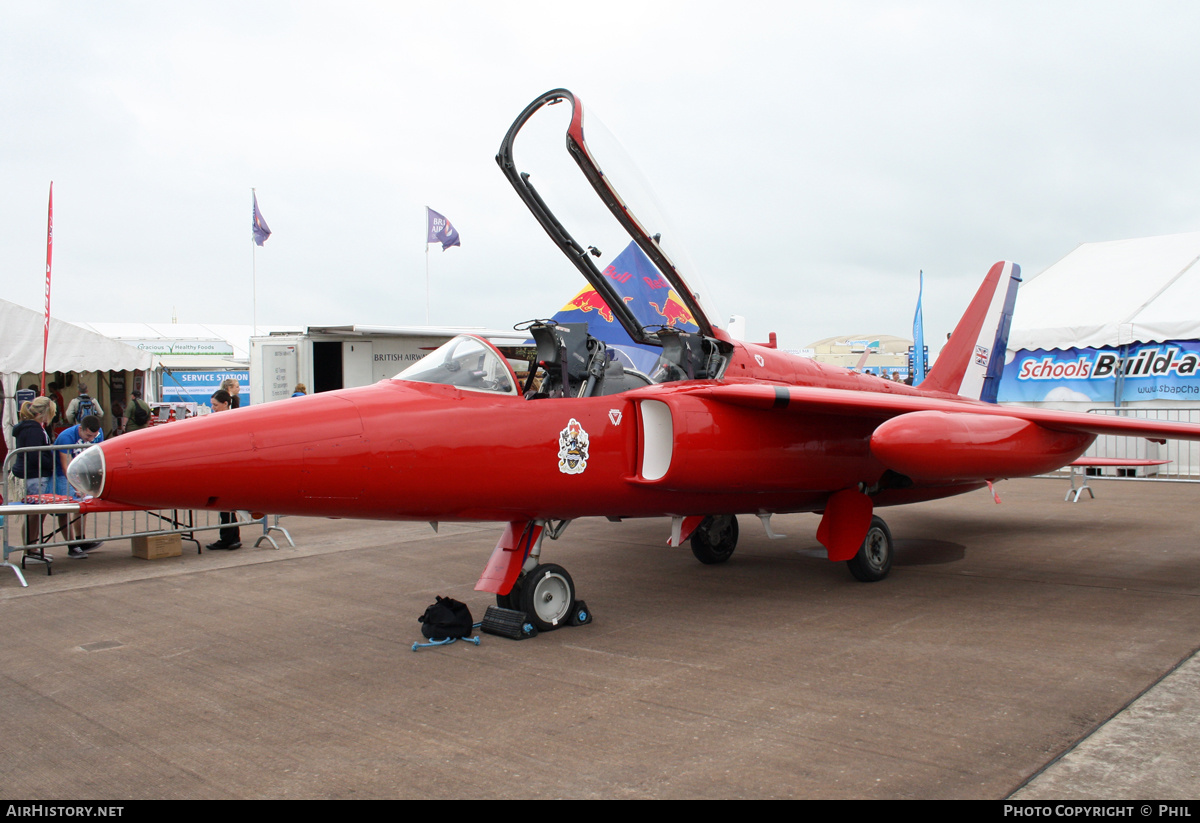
551,241,699,374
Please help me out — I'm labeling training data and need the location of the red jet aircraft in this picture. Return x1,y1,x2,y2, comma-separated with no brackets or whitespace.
69,89,1200,631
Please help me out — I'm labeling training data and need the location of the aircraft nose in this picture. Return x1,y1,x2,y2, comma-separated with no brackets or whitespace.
67,445,106,498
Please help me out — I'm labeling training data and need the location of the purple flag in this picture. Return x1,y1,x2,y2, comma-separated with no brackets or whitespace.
426,207,460,251
252,192,272,246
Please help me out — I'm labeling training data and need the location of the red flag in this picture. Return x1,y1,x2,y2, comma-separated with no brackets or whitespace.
42,182,53,395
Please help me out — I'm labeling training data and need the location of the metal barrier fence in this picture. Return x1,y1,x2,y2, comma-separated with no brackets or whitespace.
2,442,293,587
1038,407,1200,483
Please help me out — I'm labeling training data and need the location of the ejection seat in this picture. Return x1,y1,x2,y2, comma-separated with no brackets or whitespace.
523,322,609,399
652,328,723,382
593,359,652,396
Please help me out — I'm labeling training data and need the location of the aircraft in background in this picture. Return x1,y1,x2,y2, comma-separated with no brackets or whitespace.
69,89,1200,632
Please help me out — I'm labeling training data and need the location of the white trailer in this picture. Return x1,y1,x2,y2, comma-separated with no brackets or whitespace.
249,325,528,405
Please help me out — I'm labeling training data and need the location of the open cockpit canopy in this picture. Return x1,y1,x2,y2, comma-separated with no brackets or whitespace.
496,89,722,348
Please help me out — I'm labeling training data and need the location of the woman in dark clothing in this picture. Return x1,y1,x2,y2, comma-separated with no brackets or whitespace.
11,396,57,544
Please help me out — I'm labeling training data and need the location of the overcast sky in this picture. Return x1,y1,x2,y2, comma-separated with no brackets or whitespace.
4,1,1199,350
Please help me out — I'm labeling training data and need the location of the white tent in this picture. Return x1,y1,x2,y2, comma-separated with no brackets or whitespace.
1,299,154,448
1009,231,1200,351
70,321,298,361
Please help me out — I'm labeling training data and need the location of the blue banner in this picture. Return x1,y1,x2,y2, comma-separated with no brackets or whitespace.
999,341,1200,403
161,370,250,409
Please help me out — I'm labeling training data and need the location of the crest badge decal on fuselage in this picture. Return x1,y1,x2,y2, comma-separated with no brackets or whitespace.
558,418,590,475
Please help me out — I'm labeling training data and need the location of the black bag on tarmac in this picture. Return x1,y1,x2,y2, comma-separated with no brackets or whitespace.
418,596,474,639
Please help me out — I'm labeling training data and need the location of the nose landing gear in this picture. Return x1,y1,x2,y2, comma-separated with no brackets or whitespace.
518,563,576,631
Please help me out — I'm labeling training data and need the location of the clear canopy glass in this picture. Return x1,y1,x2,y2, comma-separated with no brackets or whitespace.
499,90,719,343
394,335,519,395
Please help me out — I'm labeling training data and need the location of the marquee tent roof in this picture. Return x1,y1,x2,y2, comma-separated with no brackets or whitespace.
1009,231,1200,352
1,299,156,449
71,322,298,361
0,299,154,376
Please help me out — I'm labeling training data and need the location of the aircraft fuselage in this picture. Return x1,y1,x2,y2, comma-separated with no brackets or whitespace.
84,337,1084,524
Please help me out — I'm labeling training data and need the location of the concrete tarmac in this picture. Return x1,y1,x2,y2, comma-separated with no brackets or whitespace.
1,477,1198,799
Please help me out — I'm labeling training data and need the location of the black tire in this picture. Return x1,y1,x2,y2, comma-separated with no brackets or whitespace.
847,516,893,582
519,563,575,631
689,515,739,564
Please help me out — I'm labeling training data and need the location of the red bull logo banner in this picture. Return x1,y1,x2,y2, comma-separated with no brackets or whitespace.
554,241,700,331
561,287,628,323
648,290,696,328
551,241,698,374
999,341,1200,403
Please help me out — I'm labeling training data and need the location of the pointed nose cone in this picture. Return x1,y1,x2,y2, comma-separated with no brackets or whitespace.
67,445,106,497
84,395,360,512
73,379,526,522
74,385,402,517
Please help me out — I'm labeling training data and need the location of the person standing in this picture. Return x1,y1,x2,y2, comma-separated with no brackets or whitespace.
205,390,241,551
46,381,67,432
66,382,105,425
123,390,153,434
221,378,242,409
10,397,58,547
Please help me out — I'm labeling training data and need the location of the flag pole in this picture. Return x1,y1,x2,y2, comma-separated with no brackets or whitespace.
42,182,54,395
250,190,271,335
429,206,434,326
422,206,459,325
252,188,258,336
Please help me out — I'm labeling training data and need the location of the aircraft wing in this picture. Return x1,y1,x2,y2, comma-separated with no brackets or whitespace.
696,382,1200,487
698,383,1200,443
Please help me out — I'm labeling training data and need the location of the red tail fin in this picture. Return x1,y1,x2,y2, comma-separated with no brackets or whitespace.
920,261,1021,401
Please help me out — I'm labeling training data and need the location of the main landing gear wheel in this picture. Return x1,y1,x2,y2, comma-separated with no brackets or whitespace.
518,563,576,632
690,515,739,564
847,516,893,582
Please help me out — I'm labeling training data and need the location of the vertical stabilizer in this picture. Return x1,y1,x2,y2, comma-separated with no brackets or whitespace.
919,261,1022,400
